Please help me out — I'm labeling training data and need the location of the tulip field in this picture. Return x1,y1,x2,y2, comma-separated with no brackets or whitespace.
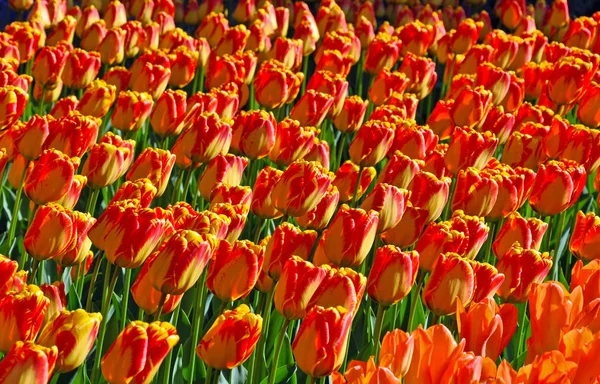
2,0,600,382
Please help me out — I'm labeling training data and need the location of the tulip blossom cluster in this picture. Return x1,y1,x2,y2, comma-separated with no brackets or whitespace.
0,0,600,382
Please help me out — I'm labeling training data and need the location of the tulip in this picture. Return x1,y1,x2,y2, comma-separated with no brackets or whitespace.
398,53,437,100
349,120,395,167
546,57,594,106
39,282,66,330
173,112,231,165
502,130,545,171
195,12,228,47
231,110,276,160
61,48,101,90
361,183,408,233
213,19,249,54
445,126,498,175
251,166,283,220
253,60,303,110
263,223,317,280
102,321,179,384
496,243,552,302
132,253,183,316
414,220,467,272
274,256,327,320
451,86,494,129
289,90,334,128
553,124,600,172
268,118,316,166
408,171,452,223
378,329,415,379
97,28,125,65
0,285,49,352
495,0,525,30
197,304,262,369
529,159,586,216
368,69,409,106
0,70,30,94
110,90,154,133
485,161,536,220
129,62,171,100
24,203,77,261
321,205,379,268
315,49,353,78
76,79,116,118
469,260,506,302
381,204,429,249
148,229,214,296
82,132,135,189
368,246,419,307
0,85,28,131
0,341,58,384
13,114,52,161
24,149,78,206
102,66,130,94
121,21,146,58
377,151,422,190
126,148,175,197
295,185,340,231
333,161,376,203
451,167,499,218
293,17,319,56
389,121,437,162
5,22,43,64
148,89,187,138
45,111,100,158
569,211,600,261
209,184,252,208
88,200,174,268
211,203,248,243
364,34,402,74
578,82,600,128
32,44,70,88
196,154,247,201
423,253,475,316
493,212,547,259
52,210,95,268
110,179,156,208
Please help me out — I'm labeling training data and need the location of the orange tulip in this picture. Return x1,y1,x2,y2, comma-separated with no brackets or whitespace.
493,212,548,259
289,90,334,128
45,111,100,158
293,306,352,378
414,220,467,272
127,148,175,197
81,132,135,189
209,184,252,210
0,85,28,131
444,126,498,175
129,62,171,100
546,57,594,106
349,120,395,167
577,82,600,128
390,120,437,161
485,161,536,220
408,171,452,223
61,48,101,90
398,53,437,100
24,203,78,261
0,285,49,352
361,183,408,232
148,89,187,138
132,253,183,316
231,110,276,160
102,66,130,94
332,95,368,134
0,341,57,384
24,149,78,206
196,154,247,201
97,27,125,65
502,129,546,170
381,203,429,249
364,34,402,74
121,21,146,58
377,151,422,190
111,90,154,133
253,60,303,110
195,12,228,47
496,243,552,302
76,80,116,119
32,44,70,88
423,253,475,316
321,205,379,268
111,179,157,207
173,112,231,165
13,114,52,161
102,321,179,384
368,246,419,307
569,211,600,261
452,167,499,218
295,185,339,231
250,166,283,220
368,69,409,106
529,159,586,216
451,86,494,129
378,329,414,378
263,222,317,280
196,304,262,369
333,161,376,203
274,256,327,320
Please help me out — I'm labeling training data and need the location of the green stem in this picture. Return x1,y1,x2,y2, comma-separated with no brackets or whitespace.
251,288,275,384
351,166,364,207
307,230,323,262
513,303,528,366
356,52,365,98
541,216,553,253
300,56,309,97
39,85,46,115
551,211,566,280
192,164,206,210
407,272,425,332
268,319,291,384
482,221,497,264
205,365,213,384
29,259,40,284
336,133,347,171
188,271,207,383
306,376,316,384
5,171,26,258
253,217,266,244
160,304,181,383
182,166,196,204
86,188,101,217
441,177,457,221
373,304,386,361
85,254,104,312
91,264,119,384
154,292,167,321
121,268,132,329
170,168,185,204
19,202,38,270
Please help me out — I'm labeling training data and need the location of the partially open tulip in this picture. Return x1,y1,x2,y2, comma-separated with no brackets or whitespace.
149,89,187,138
126,148,175,197
377,151,423,189
349,120,395,167
263,223,317,280
423,253,475,316
231,110,276,160
414,220,467,272
0,285,49,352
268,118,317,166
102,321,179,384
493,212,547,259
0,341,57,384
496,244,552,302
364,34,402,74
570,211,600,261
452,167,499,217
97,28,125,65
295,185,339,230
444,126,498,175
110,178,157,207
321,205,379,268
368,246,419,307
361,183,408,232
289,90,334,128
37,309,101,373
195,12,228,47
274,256,327,320
61,49,101,90
196,304,262,369
381,204,429,249
368,69,409,106
0,85,28,130
197,154,247,201
293,306,352,378
88,200,173,268
378,329,414,378
45,111,100,158
24,149,78,206
76,79,116,118
399,53,437,100
529,159,586,216
546,57,594,106
451,86,494,129
82,132,135,189
132,253,183,316
485,161,536,220
173,112,231,165
32,44,70,88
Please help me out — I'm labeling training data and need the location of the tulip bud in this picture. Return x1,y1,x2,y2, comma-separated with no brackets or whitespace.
423,253,475,316
77,79,116,118
292,306,352,378
111,90,154,133
398,53,437,100
529,159,586,216
368,246,419,307
263,222,317,280
368,69,409,106
569,211,600,261
195,12,228,47
254,60,303,110
0,285,50,352
289,90,334,128
546,57,594,106
196,304,262,369
82,132,135,189
61,48,101,90
24,149,78,206
414,221,467,272
496,244,552,302
333,95,368,134
132,253,183,316
321,205,379,268
377,151,423,189
268,118,317,167
295,185,339,231
0,341,58,383
577,82,600,128
102,321,179,384
173,112,232,165
361,183,408,233
452,167,499,218
102,66,130,94
231,110,276,160
444,126,498,175
149,89,187,138
493,212,547,259
126,148,176,197
98,27,126,65
0,85,28,130
46,111,100,158
271,37,303,71
32,44,70,88
24,203,78,261
251,166,283,220
389,120,437,161
293,18,319,56
364,34,402,74
408,171,452,223
13,114,52,161
349,120,395,167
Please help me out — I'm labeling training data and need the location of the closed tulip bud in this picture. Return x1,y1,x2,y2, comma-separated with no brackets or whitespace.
333,95,368,134
37,309,101,373
81,20,107,52
0,85,28,130
263,222,317,280
129,62,171,100
254,60,303,110
76,5,100,37
110,179,157,207
103,0,127,29
251,166,283,219
529,159,586,216
13,114,52,161
547,57,594,106
293,306,351,378
321,205,379,268
231,110,276,160
24,149,78,206
390,120,437,161
479,105,515,145
502,129,545,170
24,203,76,261
89,200,174,268
148,229,214,295
174,112,231,165
451,86,494,129
496,244,552,302
132,253,183,316
309,264,366,316
377,151,423,190
457,298,517,362
493,212,547,259
127,148,176,197
0,285,50,352
32,44,70,88
102,321,179,384
149,89,187,138
423,253,475,316
76,79,116,118
61,49,101,90
333,161,376,203
207,239,263,302
271,37,303,72
46,111,100,158
475,62,511,105
271,160,332,217
445,126,498,175
197,304,262,371
46,15,77,46
349,120,395,167
0,341,58,383
128,0,154,24
381,203,429,249
364,34,402,75
82,132,135,189
569,211,600,261
274,257,326,320
368,246,419,307
98,28,125,65
166,47,196,87
289,90,334,128
361,184,408,233
52,210,95,267
121,21,147,58
409,171,451,223
293,18,319,56
452,168,499,217
399,53,437,100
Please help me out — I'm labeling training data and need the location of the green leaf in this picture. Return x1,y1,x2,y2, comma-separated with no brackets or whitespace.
258,363,296,384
